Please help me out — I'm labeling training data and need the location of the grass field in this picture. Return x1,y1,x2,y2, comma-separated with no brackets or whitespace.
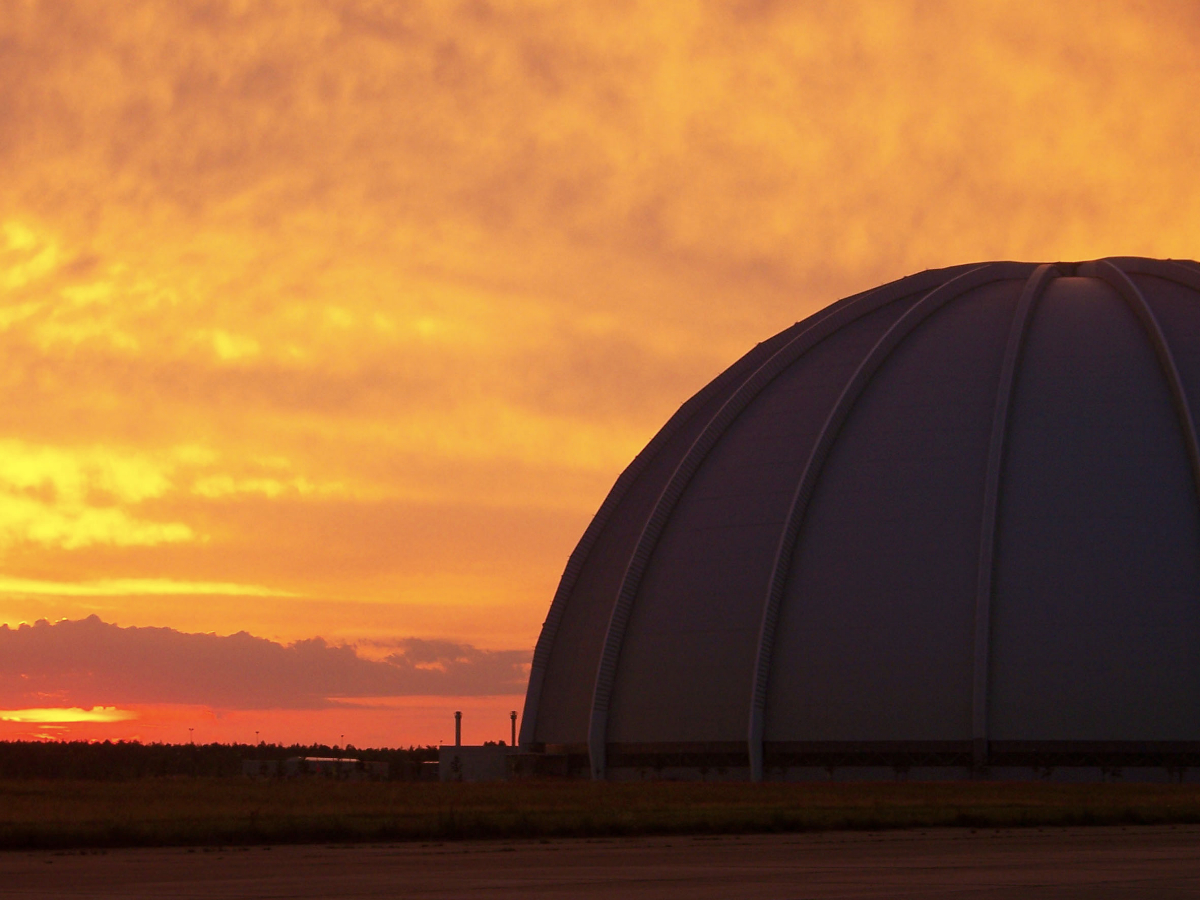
4,779,1200,849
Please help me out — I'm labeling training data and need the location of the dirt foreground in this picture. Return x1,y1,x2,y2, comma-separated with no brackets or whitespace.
4,825,1200,899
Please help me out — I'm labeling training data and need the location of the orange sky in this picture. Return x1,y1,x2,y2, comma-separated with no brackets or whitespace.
1,0,1198,746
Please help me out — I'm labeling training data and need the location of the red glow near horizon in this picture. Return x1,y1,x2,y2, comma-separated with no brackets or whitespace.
0,697,525,748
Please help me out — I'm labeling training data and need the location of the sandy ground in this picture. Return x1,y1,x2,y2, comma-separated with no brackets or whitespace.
3,826,1200,899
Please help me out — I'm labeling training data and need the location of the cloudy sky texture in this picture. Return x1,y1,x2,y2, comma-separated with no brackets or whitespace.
1,0,1198,743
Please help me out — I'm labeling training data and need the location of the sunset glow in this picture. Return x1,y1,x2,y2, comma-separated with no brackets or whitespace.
2,0,1198,746
0,707,137,724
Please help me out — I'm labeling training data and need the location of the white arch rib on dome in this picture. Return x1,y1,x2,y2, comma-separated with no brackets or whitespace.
586,264,981,779
747,261,1037,781
517,317,803,747
1081,259,1200,533
971,263,1061,770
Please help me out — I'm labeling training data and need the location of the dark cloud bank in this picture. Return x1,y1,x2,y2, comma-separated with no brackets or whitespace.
0,616,529,709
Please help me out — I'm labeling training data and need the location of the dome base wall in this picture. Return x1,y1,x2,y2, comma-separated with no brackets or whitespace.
517,739,1200,782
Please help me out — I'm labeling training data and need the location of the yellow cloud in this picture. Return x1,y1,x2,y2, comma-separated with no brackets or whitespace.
211,329,260,361
0,300,43,330
0,221,61,291
191,474,343,499
0,440,173,504
0,576,294,597
0,495,194,549
0,707,137,723
34,317,141,352
61,280,115,307
0,442,208,548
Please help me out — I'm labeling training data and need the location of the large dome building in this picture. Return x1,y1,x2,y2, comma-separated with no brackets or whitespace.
519,258,1200,781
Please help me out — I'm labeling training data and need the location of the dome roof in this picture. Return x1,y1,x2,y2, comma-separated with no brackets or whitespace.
520,258,1200,780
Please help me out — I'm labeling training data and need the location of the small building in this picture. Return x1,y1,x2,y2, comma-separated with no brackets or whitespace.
437,744,512,782
241,759,279,779
283,756,388,781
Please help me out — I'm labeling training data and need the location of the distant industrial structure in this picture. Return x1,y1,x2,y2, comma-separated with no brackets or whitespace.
517,258,1200,782
437,711,521,782
283,757,389,780
241,757,388,780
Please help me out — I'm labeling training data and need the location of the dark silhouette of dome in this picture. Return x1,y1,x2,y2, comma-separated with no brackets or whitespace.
520,258,1200,780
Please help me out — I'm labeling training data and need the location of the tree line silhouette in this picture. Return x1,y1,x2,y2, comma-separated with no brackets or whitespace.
0,741,438,780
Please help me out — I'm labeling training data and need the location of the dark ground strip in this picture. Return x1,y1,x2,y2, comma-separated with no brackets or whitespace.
3,826,1200,899
8,779,1200,849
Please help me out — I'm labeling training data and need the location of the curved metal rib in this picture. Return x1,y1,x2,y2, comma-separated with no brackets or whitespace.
585,264,980,778
1078,259,1200,516
971,264,1060,769
519,317,804,747
524,272,952,748
1103,257,1200,282
747,261,1037,781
